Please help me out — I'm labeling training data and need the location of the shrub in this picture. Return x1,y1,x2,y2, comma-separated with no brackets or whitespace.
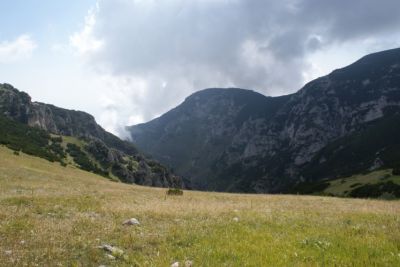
289,181,330,194
350,183,362,188
393,168,400,176
166,188,183,196
66,143,108,176
380,174,392,180
0,115,63,163
50,136,63,143
349,181,400,198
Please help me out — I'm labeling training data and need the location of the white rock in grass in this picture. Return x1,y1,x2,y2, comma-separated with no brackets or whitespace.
4,250,12,255
171,262,179,267
185,260,193,267
233,217,239,222
98,244,124,257
106,254,116,260
122,218,140,226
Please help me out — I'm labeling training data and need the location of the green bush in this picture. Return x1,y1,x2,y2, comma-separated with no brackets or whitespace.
289,181,330,195
349,181,400,198
166,188,183,196
50,136,63,143
350,183,362,188
393,168,400,176
48,142,66,158
0,115,63,163
66,143,108,177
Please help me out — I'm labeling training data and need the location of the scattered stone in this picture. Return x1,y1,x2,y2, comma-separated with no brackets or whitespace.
171,262,179,267
106,254,116,260
122,218,140,226
233,217,239,222
98,244,124,258
185,260,193,267
4,250,12,255
20,240,25,245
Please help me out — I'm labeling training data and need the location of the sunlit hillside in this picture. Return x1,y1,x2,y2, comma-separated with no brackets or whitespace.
0,145,399,266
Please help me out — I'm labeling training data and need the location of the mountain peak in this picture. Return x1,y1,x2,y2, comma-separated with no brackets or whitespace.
128,48,400,193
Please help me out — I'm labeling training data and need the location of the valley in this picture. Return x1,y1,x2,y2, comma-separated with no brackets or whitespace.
2,2,400,266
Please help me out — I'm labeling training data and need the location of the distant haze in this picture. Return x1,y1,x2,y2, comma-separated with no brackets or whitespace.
1,0,399,137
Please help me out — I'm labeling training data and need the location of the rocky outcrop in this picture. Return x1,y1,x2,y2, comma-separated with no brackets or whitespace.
0,84,136,155
0,84,183,188
128,48,400,193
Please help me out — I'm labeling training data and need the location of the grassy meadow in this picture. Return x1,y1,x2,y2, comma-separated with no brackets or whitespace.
0,145,400,266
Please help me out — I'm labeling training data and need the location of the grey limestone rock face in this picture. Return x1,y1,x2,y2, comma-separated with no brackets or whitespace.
0,83,183,189
128,48,400,193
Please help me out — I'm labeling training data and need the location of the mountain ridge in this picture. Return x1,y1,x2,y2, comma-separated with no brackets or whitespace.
0,83,183,188
128,47,400,193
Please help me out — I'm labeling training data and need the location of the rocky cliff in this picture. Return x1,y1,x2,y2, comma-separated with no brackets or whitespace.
0,84,182,188
128,48,400,192
0,84,136,154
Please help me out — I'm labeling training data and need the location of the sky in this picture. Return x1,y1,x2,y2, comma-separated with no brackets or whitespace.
1,0,400,138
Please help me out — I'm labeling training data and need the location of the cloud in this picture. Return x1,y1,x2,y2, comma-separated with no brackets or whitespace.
0,35,37,63
71,0,400,134
70,3,103,55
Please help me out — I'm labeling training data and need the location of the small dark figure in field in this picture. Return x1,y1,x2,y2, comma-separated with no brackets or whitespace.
166,188,183,196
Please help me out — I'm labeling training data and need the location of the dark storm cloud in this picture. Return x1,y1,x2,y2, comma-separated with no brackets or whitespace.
74,0,400,123
298,0,400,41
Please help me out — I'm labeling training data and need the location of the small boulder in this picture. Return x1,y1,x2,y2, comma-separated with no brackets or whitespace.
233,217,239,222
98,244,124,258
122,218,140,226
106,254,116,260
171,262,179,267
185,260,193,267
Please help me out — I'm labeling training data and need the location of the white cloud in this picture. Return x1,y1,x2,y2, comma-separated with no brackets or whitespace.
0,35,37,63
69,0,400,135
70,4,103,55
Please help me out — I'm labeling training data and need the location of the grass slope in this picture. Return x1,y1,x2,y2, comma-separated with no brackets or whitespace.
0,146,400,266
324,170,400,197
292,169,400,199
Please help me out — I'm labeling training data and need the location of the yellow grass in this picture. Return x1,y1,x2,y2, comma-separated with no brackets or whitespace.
0,145,399,266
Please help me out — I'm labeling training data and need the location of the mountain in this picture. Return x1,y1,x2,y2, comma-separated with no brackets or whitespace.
0,83,182,188
128,48,400,193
